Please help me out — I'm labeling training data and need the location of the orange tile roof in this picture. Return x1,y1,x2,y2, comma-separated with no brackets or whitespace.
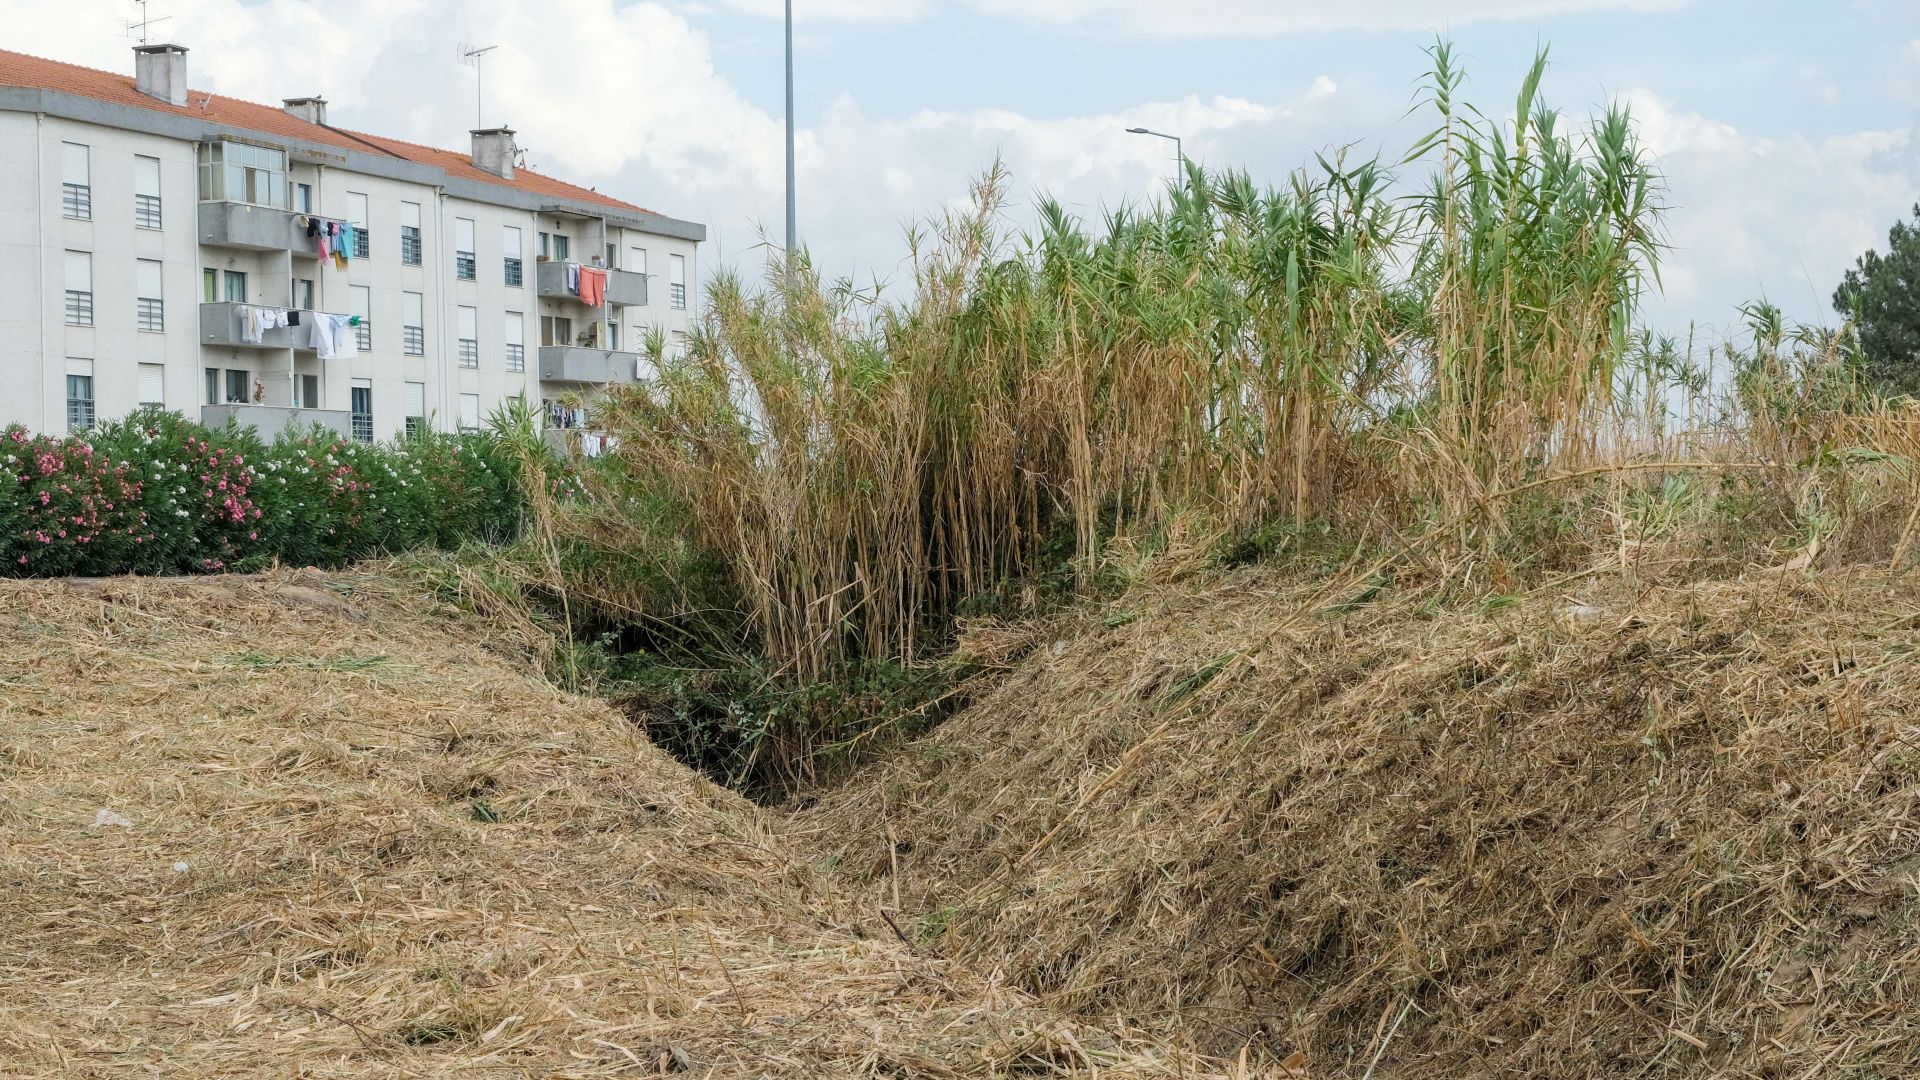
0,46,654,216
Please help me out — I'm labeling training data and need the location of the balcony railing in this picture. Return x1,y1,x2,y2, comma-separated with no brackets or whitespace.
65,290,94,326
538,345,642,384
504,257,523,287
137,298,164,333
458,339,479,368
535,261,647,307
505,343,525,372
134,194,162,229
456,252,476,280
202,403,351,438
403,326,425,356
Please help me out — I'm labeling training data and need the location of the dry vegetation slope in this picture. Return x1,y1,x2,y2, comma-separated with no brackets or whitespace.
799,566,1920,1078
0,572,1212,1079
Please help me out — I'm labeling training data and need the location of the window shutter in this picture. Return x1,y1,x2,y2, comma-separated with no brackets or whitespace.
134,156,161,197
64,251,91,292
347,191,369,226
66,357,94,377
403,292,423,326
139,363,165,405
502,225,521,257
400,201,421,229
137,259,163,300
629,246,646,276
669,254,685,286
403,381,426,418
62,142,88,185
504,312,523,346
350,285,370,320
459,394,480,430
456,218,475,251
458,306,477,339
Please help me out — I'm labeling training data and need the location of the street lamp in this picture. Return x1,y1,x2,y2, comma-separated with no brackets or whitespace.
1126,127,1185,173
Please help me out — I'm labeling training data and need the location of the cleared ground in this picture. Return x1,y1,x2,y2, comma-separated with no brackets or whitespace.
800,566,1920,1077
0,572,1210,1078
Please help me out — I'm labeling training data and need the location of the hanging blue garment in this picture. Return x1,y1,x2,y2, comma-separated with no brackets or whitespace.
565,262,581,296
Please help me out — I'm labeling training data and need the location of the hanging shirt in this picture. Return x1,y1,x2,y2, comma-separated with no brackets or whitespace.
578,266,609,307
565,263,581,296
308,313,353,360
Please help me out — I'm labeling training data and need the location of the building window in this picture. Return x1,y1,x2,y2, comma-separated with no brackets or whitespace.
541,315,572,348
64,251,92,326
293,374,320,409
138,363,165,408
538,232,549,259
137,259,165,332
134,155,162,229
457,305,478,368
554,234,570,261
294,183,313,213
61,142,90,220
291,278,315,311
403,381,426,438
505,311,525,372
400,201,423,265
459,393,481,434
223,270,248,304
66,372,94,432
350,384,373,443
628,245,647,278
347,192,371,259
350,285,371,352
455,217,476,280
225,369,251,404
503,225,523,286
403,291,425,356
205,366,219,406
197,140,288,208
608,321,621,351
669,253,687,310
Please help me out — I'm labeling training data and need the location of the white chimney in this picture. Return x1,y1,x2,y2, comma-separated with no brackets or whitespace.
470,127,516,179
133,44,189,107
282,96,328,126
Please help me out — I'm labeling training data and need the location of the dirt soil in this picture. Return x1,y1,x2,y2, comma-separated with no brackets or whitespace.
0,571,1216,1078
797,566,1920,1078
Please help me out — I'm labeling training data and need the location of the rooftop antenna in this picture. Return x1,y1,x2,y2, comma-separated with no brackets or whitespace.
126,0,174,44
458,43,499,131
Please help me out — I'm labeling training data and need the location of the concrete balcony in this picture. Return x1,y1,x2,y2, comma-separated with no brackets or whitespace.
535,260,647,307
539,345,641,384
198,200,301,253
201,404,351,438
201,302,293,349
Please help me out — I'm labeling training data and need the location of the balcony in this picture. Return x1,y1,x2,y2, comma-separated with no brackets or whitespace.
201,302,293,349
198,200,301,253
535,261,647,307
201,404,351,438
539,346,641,384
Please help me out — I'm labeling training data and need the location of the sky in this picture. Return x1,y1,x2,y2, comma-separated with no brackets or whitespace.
4,0,1918,337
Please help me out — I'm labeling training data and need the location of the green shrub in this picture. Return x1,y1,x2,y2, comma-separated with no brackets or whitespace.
3,411,533,577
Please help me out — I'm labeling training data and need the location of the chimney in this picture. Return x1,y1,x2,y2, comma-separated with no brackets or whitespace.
133,44,189,107
282,96,328,126
470,127,517,179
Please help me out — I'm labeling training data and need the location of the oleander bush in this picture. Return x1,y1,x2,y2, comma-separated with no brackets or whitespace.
3,408,532,576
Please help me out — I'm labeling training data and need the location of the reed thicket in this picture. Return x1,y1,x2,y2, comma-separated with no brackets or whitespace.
559,47,1905,781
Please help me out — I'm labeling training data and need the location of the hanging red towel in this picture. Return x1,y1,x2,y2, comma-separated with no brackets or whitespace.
578,266,609,308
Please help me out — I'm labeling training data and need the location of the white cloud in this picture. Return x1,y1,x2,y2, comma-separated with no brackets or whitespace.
1622,90,1917,334
715,0,1689,32
0,0,1905,338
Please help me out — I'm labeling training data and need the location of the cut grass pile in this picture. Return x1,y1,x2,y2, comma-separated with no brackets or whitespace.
799,565,1920,1077
0,571,1217,1078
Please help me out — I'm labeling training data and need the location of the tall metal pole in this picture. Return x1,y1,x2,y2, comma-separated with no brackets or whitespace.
784,0,797,260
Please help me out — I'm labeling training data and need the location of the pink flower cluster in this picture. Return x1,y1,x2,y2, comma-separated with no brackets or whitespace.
7,429,148,569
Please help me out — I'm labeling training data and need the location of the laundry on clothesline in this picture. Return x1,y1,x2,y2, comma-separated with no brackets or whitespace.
577,266,609,307
237,305,290,344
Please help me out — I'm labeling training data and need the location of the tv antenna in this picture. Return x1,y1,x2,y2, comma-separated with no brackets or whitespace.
126,0,173,44
458,43,499,130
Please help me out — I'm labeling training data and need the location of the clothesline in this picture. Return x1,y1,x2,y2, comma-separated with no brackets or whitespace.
302,215,360,270
231,303,362,359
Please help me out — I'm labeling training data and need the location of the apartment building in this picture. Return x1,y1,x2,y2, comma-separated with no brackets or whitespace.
0,43,703,441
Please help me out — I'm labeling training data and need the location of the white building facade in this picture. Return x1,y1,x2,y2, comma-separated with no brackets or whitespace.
0,44,703,441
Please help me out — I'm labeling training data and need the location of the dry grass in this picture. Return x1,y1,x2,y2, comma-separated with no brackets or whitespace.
798,563,1920,1076
0,571,1222,1078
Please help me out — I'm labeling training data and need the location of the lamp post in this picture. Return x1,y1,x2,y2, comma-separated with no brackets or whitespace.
785,0,797,262
1125,127,1185,175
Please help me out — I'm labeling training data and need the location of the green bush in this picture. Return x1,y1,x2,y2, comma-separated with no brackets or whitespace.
4,410,531,577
